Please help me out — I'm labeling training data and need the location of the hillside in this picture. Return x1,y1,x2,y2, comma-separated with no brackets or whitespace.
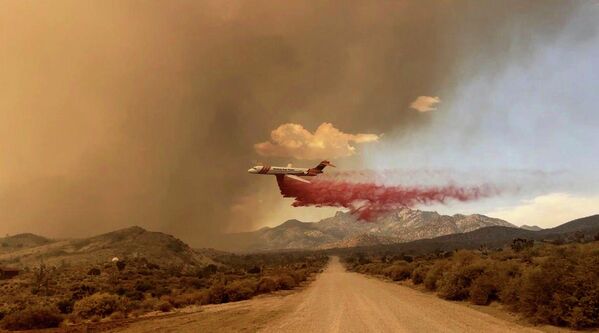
0,226,213,268
0,233,53,254
219,208,516,251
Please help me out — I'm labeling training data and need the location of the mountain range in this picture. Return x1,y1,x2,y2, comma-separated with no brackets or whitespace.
219,208,517,251
335,214,599,255
1,213,598,269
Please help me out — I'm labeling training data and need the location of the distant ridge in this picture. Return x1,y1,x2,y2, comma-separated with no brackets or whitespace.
0,226,213,268
0,233,53,254
217,208,517,252
331,214,599,255
520,225,543,231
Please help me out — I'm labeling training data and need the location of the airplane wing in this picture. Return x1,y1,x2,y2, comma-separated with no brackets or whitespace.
285,175,311,183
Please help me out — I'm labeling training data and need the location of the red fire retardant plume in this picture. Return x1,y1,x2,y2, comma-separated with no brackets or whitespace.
276,176,500,221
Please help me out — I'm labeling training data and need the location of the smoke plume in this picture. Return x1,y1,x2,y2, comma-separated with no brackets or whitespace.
0,1,586,245
277,176,500,221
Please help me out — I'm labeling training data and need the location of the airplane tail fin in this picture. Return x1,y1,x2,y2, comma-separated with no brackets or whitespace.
315,160,335,171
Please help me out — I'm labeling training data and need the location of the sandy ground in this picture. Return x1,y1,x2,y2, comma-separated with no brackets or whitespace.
101,256,574,333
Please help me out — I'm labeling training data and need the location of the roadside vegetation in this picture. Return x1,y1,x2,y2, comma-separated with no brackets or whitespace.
343,237,599,329
0,252,327,330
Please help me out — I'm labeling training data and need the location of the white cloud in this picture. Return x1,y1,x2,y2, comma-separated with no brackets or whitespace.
486,193,599,228
410,96,440,112
254,122,379,160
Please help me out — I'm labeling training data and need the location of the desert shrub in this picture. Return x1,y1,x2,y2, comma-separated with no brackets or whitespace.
0,304,19,322
207,282,227,304
469,260,520,305
451,250,478,265
150,286,171,298
165,291,207,307
73,293,127,319
275,274,297,290
469,273,497,305
156,300,173,312
116,261,126,271
124,290,144,301
225,279,257,302
383,263,413,281
56,299,75,314
290,269,308,284
344,256,358,266
187,290,209,305
499,276,523,308
134,279,153,292
246,266,261,274
256,277,278,294
1,305,63,330
71,283,97,300
162,295,183,309
140,298,158,310
355,263,386,275
146,262,160,270
424,261,447,291
437,262,487,300
130,309,145,318
183,277,206,289
358,256,371,265
110,311,126,320
411,265,430,285
516,255,599,328
198,264,218,278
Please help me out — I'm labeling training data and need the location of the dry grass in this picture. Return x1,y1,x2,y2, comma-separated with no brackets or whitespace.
1,305,63,330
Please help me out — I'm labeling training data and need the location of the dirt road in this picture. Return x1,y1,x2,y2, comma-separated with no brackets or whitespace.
110,257,549,333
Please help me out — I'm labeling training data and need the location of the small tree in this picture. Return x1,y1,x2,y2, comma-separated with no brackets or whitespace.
32,262,55,296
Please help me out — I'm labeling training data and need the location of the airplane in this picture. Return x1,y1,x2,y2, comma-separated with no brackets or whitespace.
247,160,335,183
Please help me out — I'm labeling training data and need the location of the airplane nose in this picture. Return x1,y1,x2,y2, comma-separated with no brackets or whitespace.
248,168,256,173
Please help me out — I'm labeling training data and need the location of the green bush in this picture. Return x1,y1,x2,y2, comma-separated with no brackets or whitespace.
74,293,127,319
515,255,599,328
156,300,173,312
207,282,228,304
411,265,429,285
256,277,278,294
56,298,75,314
290,269,308,284
356,263,386,275
437,262,486,300
383,263,413,281
1,305,63,330
469,273,497,305
499,276,523,308
225,279,257,301
424,261,446,291
110,311,126,320
275,274,297,290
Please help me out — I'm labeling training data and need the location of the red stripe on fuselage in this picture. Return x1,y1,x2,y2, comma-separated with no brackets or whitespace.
260,166,271,174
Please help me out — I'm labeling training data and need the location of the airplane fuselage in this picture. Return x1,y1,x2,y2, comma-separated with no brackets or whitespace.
247,165,315,176
248,160,334,183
